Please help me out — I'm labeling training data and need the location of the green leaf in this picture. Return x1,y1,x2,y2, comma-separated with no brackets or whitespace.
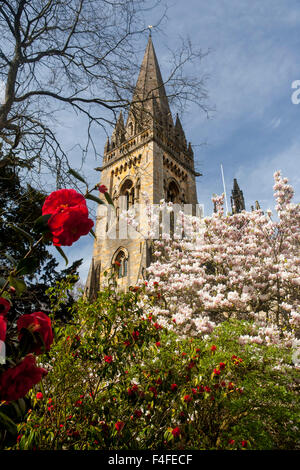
55,245,68,265
0,411,18,437
89,228,96,239
4,253,17,267
104,191,115,207
16,257,39,276
9,276,27,295
68,168,87,185
34,214,52,233
8,224,34,243
0,277,7,288
85,194,105,205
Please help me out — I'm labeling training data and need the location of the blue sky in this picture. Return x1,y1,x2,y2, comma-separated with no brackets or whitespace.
52,0,300,283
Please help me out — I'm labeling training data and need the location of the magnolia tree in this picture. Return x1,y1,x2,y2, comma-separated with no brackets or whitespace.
135,172,300,349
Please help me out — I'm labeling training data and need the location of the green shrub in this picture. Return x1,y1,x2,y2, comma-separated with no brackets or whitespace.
13,283,299,450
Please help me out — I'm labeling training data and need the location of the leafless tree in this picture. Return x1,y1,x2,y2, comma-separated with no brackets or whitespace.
0,0,209,187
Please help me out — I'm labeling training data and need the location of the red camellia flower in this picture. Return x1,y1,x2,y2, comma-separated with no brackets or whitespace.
241,440,247,448
219,362,226,370
0,315,7,342
228,439,235,445
0,354,47,402
0,297,11,316
36,392,43,400
17,311,53,355
210,345,217,352
171,383,178,391
104,355,113,363
172,427,181,437
132,331,139,340
184,394,192,402
115,421,125,433
42,189,94,247
98,184,108,194
213,368,221,376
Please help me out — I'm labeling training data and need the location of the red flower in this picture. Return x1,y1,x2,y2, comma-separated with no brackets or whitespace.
134,409,142,418
17,311,53,355
149,386,158,397
0,298,10,316
156,341,161,347
210,345,217,352
0,315,7,342
98,184,108,194
228,382,234,390
171,383,178,391
172,427,181,437
0,354,47,402
123,340,131,347
204,386,211,393
115,421,125,433
132,331,139,340
228,439,235,445
36,392,43,400
241,440,247,448
219,362,226,370
184,394,192,402
42,189,93,247
128,384,139,396
104,355,113,363
213,368,220,376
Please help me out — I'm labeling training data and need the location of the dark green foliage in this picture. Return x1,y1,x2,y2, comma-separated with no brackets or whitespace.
12,283,300,451
0,151,82,320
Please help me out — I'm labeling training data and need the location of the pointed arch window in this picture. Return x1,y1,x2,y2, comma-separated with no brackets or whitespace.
166,180,180,203
120,179,135,209
114,251,128,278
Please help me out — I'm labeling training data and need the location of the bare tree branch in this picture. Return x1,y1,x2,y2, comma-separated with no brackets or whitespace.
0,0,210,187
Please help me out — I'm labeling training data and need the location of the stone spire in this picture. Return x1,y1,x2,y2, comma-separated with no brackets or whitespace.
231,178,245,213
127,35,173,132
175,114,187,149
111,111,125,147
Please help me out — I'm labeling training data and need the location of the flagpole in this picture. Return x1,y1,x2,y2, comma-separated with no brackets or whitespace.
220,164,229,215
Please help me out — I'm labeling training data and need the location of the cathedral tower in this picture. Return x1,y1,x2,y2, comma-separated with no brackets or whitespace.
230,178,245,213
85,36,200,296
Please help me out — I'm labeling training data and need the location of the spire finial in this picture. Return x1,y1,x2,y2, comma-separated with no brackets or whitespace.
148,25,153,36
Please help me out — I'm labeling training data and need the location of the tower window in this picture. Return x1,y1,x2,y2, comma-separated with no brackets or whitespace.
166,180,180,203
114,251,128,278
120,179,135,209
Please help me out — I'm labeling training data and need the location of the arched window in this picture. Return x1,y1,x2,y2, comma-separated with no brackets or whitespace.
114,250,128,278
120,179,135,209
166,180,180,203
